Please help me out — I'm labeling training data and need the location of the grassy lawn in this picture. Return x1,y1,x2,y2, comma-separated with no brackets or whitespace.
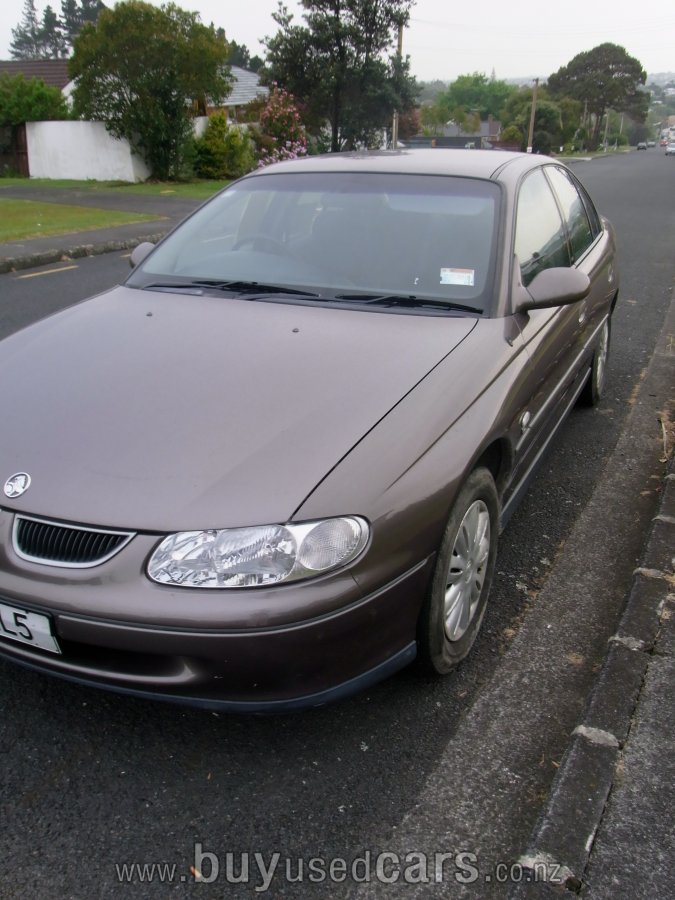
0,197,162,242
0,177,230,200
111,180,231,198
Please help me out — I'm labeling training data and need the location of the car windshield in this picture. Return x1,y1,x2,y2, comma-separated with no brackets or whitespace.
127,171,501,313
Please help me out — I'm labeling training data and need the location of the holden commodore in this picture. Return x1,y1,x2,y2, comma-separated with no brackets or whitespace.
0,150,618,711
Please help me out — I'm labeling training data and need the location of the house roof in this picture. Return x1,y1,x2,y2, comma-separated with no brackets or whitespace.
225,66,268,107
0,60,266,106
0,59,71,90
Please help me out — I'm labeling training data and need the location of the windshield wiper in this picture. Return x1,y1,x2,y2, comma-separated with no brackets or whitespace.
142,279,320,298
333,293,482,314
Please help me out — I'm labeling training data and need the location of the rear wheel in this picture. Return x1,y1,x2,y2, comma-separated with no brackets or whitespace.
580,318,610,406
418,468,499,674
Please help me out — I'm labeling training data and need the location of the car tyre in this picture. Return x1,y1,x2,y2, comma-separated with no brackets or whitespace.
579,317,610,406
418,468,499,675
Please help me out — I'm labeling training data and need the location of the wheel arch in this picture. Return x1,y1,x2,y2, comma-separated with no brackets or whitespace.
472,437,513,501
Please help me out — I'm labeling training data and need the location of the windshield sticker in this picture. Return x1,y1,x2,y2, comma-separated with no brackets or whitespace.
440,267,475,287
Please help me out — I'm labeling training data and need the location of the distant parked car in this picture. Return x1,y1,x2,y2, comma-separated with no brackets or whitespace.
666,143,675,156
636,142,647,150
660,138,668,146
647,141,656,147
0,150,619,711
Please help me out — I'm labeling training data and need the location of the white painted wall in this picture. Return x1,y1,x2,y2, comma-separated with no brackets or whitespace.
25,121,150,182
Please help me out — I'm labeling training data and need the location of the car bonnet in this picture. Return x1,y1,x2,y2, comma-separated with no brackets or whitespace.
0,286,477,531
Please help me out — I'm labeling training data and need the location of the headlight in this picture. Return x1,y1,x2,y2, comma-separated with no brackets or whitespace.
147,517,369,588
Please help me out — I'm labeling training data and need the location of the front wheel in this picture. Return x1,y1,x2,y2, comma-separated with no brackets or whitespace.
417,468,499,674
579,318,610,406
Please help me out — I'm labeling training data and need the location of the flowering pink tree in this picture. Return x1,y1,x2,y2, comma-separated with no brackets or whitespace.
256,84,308,167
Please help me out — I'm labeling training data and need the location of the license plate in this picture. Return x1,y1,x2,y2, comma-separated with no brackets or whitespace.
0,600,61,654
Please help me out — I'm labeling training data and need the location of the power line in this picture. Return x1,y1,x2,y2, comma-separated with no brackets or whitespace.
409,16,675,39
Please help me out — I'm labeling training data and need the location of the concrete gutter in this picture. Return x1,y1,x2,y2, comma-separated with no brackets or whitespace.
0,229,171,275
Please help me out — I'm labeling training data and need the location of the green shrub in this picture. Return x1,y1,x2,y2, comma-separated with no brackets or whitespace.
500,124,524,148
532,130,553,155
194,112,255,179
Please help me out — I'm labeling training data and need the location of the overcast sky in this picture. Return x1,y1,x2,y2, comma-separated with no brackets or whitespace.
1,0,672,82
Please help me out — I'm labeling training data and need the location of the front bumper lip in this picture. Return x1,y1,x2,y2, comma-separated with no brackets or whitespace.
0,557,434,711
1,640,418,713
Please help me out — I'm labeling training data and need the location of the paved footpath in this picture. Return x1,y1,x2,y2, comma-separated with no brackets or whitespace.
510,297,675,898
511,461,675,898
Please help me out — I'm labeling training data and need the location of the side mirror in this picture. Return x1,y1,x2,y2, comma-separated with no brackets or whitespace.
516,267,591,312
129,241,155,268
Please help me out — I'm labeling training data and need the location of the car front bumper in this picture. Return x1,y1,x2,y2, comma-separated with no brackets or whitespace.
0,522,433,711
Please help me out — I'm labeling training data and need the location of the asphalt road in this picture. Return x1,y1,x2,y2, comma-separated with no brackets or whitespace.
0,151,673,899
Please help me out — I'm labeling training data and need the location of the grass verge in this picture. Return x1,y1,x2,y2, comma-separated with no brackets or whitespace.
0,177,230,200
0,198,161,242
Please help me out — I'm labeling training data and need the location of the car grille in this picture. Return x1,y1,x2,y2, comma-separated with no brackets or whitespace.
13,515,135,567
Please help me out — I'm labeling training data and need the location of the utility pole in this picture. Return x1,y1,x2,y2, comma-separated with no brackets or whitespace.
526,78,539,153
391,21,403,149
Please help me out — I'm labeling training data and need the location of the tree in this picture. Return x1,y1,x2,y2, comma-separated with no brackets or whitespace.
212,32,264,73
39,5,68,57
0,73,70,125
548,43,648,149
70,1,231,179
420,99,447,136
10,0,105,59
226,39,264,73
397,106,420,139
263,0,418,151
417,79,448,103
500,85,583,152
10,0,42,58
60,0,106,48
439,72,515,122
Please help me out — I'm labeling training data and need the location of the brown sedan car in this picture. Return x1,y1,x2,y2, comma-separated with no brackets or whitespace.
0,150,618,711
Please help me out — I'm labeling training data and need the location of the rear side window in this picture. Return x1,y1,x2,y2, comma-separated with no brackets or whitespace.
514,169,570,287
545,166,594,263
575,176,602,238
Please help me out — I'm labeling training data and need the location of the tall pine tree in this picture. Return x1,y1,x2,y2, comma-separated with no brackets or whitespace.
10,0,43,59
9,0,106,59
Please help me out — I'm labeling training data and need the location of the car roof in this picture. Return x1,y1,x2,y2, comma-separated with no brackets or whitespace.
244,148,550,186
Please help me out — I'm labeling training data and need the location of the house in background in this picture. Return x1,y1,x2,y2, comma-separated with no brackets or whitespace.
210,65,269,120
0,58,75,98
442,114,502,147
0,60,269,179
0,59,267,115
406,115,503,150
